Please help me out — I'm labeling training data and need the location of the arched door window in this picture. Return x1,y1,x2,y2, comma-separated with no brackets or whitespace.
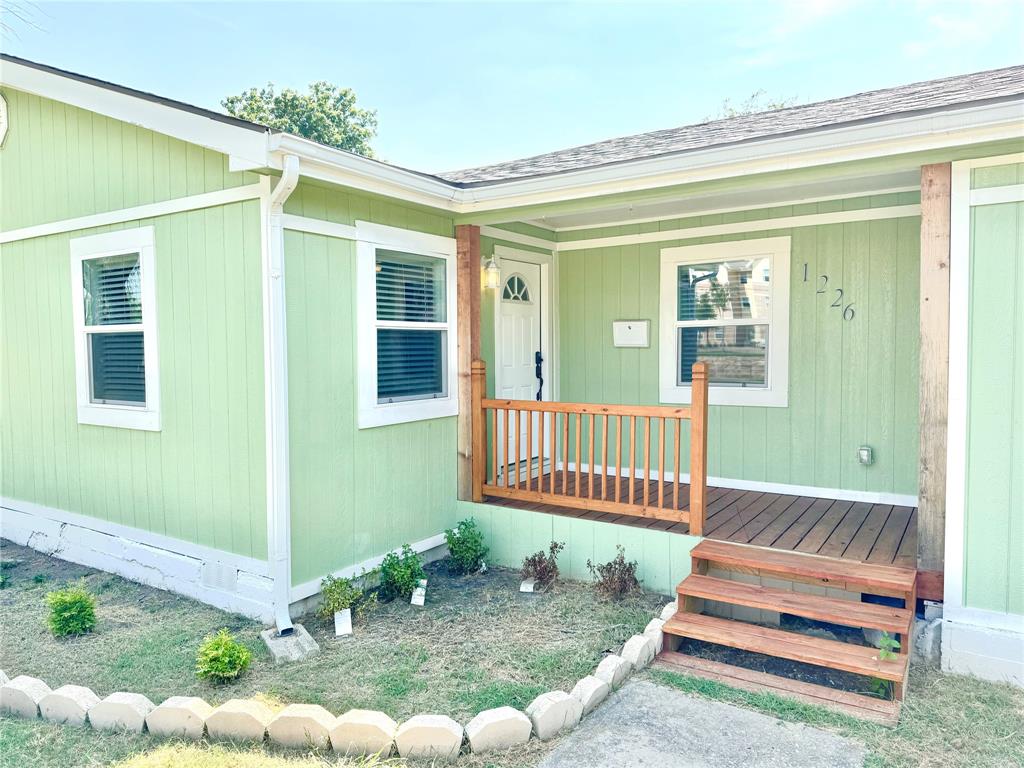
502,274,532,303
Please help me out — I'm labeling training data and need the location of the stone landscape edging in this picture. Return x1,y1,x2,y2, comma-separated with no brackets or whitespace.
0,602,673,761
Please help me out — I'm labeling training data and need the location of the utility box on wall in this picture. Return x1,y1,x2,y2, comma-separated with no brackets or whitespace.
612,320,650,348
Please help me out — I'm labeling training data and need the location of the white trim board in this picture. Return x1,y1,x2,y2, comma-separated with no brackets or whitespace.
528,184,922,232
969,184,1024,207
943,152,1024,620
1,498,274,621
0,181,268,244
561,462,918,507
289,532,448,604
480,226,555,251
281,214,357,241
556,204,920,252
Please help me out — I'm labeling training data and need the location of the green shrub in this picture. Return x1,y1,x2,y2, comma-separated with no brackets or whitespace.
444,518,489,575
45,581,97,637
195,629,252,683
316,575,362,620
379,545,426,601
587,545,641,599
521,541,565,589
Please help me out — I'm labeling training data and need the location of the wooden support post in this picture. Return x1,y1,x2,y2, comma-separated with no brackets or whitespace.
471,361,486,502
456,224,481,501
689,362,709,536
918,163,951,573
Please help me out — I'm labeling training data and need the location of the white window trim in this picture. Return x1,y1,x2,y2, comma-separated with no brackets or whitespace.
356,221,458,429
659,236,790,408
70,227,160,431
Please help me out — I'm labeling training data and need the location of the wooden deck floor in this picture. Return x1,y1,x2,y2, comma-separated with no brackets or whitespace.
484,468,917,568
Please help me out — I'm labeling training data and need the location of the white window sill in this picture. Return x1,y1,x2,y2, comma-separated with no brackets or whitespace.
77,404,161,431
358,397,458,429
660,384,788,408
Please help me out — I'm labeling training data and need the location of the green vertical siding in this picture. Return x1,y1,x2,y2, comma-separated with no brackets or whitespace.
550,195,920,495
963,195,1024,615
0,88,259,232
0,204,267,559
457,500,697,596
284,183,460,586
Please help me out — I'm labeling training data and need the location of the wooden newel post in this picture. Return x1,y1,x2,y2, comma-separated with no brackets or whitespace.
471,360,486,502
689,362,709,536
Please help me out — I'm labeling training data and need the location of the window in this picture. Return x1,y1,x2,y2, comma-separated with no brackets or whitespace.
356,221,458,428
501,274,531,302
70,227,160,430
659,237,790,407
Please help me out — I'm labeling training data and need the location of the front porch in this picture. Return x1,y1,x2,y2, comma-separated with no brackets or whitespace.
484,469,918,569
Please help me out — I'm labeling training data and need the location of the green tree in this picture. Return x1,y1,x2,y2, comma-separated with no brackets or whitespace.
223,81,378,157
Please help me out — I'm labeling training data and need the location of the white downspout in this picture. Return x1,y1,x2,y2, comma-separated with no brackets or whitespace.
265,154,299,634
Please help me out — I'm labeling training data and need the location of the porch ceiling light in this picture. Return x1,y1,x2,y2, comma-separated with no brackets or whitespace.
483,256,501,289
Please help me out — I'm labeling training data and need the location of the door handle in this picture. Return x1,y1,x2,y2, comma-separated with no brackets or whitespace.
535,350,543,400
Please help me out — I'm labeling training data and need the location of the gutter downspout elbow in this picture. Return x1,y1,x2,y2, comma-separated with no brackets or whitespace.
267,154,299,635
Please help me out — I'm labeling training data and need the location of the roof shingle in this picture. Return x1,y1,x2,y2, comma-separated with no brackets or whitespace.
439,65,1024,185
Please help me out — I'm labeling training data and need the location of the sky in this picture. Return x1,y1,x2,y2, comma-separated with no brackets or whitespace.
2,1,1022,174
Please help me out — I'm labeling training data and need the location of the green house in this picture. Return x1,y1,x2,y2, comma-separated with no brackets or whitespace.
1,54,1020,690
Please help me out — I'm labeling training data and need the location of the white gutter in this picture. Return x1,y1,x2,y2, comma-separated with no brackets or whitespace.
264,154,299,634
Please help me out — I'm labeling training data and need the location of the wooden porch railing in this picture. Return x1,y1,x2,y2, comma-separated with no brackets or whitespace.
470,360,709,536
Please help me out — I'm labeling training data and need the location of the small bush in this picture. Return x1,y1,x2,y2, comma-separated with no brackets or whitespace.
45,581,97,637
379,545,426,601
444,518,489,575
195,629,252,683
587,545,641,599
316,575,362,621
521,541,565,589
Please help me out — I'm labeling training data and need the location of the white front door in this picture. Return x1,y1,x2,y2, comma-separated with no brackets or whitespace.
497,259,543,470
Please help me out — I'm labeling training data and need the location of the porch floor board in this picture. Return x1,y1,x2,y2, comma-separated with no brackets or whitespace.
484,467,917,568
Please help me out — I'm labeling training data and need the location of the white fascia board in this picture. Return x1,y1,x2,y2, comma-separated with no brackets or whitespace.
453,101,1024,212
1,58,269,167
269,133,458,210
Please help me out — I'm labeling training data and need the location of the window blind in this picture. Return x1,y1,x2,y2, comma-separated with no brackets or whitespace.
375,249,447,404
84,254,143,325
82,253,146,405
89,331,146,404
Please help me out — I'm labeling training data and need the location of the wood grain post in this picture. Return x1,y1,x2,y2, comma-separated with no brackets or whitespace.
918,163,951,573
456,224,481,501
471,360,486,502
689,362,709,536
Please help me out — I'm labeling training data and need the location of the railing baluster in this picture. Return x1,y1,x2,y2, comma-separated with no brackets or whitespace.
574,413,582,497
504,407,512,489
615,415,622,504
514,408,521,489
490,407,497,486
601,414,609,501
642,417,651,509
547,411,554,494
673,417,681,511
526,408,533,491
587,414,595,499
628,415,636,505
565,415,573,493
658,417,665,509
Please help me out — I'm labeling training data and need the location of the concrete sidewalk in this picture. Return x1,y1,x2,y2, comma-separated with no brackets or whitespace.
539,680,866,768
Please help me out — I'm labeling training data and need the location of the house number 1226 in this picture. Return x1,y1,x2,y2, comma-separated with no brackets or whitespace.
806,267,855,321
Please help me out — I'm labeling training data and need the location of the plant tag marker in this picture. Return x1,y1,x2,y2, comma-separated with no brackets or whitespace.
520,578,536,593
334,608,352,637
411,579,427,607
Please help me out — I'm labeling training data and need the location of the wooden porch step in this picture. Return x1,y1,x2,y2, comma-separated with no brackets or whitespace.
653,651,900,725
663,612,909,682
678,574,913,634
692,539,917,595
